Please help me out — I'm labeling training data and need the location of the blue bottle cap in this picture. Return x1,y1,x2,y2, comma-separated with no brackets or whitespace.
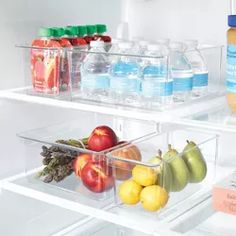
228,15,236,27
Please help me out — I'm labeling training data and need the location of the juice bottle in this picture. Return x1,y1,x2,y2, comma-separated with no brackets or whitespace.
84,25,96,44
63,26,87,46
31,27,61,94
227,15,236,112
94,24,112,51
63,26,88,88
51,27,72,91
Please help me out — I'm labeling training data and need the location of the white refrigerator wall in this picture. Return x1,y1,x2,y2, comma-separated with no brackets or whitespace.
122,0,228,45
0,0,122,90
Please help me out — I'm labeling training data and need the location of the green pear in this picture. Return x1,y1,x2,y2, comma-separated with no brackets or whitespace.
182,140,207,183
163,145,189,192
148,150,173,192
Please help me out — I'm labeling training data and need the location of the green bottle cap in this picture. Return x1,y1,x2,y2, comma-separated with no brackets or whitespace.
86,25,96,36
51,27,65,38
64,26,78,36
96,24,107,34
78,26,87,37
38,27,54,38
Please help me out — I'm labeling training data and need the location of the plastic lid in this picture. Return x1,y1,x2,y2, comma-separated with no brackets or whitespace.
96,24,107,34
184,40,198,49
90,40,105,47
111,38,122,44
147,44,162,51
169,42,184,51
119,41,132,49
38,27,54,37
228,15,236,27
51,27,65,38
86,25,96,35
78,26,87,37
64,26,78,36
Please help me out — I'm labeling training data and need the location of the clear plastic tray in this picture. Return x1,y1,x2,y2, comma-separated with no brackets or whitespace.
17,118,218,217
108,127,218,218
17,113,156,204
16,44,224,111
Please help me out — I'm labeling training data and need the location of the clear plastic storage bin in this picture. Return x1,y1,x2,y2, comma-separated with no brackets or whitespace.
108,127,218,218
17,44,223,110
17,117,218,218
17,113,156,207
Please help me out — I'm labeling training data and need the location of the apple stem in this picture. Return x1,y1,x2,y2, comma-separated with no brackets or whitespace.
186,140,190,144
168,144,172,150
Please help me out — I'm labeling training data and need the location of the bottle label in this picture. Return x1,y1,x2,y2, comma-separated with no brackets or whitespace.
141,80,173,97
227,45,236,93
193,72,208,87
173,76,193,92
81,74,110,89
110,77,141,93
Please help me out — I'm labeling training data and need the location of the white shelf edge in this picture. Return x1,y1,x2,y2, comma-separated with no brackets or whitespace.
0,87,226,124
0,181,175,236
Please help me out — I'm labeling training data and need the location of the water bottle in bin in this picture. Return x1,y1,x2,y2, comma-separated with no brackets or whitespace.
81,41,110,101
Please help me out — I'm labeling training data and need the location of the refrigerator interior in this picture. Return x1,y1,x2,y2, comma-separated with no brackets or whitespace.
0,0,236,235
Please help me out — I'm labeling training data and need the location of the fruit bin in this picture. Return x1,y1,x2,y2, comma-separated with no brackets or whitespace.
16,112,157,207
16,44,223,110
107,127,218,218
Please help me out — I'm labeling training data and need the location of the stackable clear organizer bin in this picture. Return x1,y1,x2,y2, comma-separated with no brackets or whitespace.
17,112,156,208
16,112,218,218
17,44,223,110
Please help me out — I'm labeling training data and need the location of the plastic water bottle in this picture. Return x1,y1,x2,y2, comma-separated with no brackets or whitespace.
81,41,110,101
169,42,193,102
109,38,122,64
110,42,141,106
184,40,208,97
141,44,173,107
156,39,170,56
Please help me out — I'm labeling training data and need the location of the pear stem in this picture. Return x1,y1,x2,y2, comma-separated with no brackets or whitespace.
186,140,190,144
157,149,162,158
168,144,172,150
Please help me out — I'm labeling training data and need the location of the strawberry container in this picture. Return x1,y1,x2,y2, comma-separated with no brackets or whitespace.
17,112,156,206
107,126,218,218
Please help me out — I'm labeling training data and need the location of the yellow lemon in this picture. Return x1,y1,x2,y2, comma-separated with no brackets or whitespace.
132,165,157,186
118,179,143,205
140,185,169,212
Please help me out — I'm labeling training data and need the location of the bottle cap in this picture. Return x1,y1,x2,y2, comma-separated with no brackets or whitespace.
111,38,122,44
38,27,54,37
78,26,87,37
86,25,96,35
228,15,236,27
184,40,198,50
119,41,132,49
64,26,78,36
51,27,65,38
90,40,104,47
96,24,107,34
147,44,162,51
156,39,170,46
139,40,149,47
169,42,184,51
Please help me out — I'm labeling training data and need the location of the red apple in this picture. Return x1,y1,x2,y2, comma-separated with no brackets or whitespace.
80,157,114,193
88,126,118,152
73,153,92,177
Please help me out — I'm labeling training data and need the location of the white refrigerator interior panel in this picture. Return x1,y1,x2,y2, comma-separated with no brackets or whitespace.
123,0,228,44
